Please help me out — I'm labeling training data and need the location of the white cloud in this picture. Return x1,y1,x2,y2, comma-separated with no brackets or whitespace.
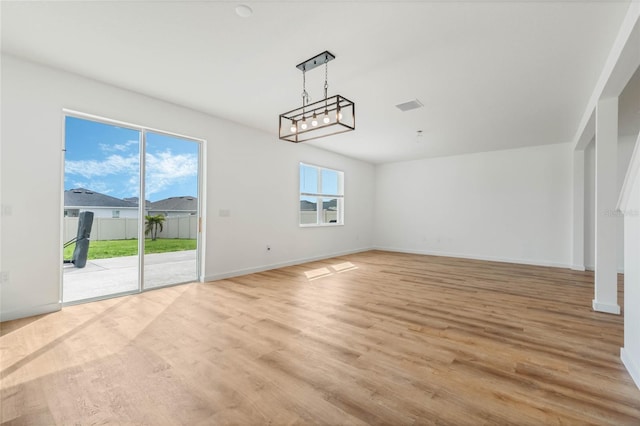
66,154,140,197
66,149,197,199
65,153,139,178
99,140,139,153
145,150,198,198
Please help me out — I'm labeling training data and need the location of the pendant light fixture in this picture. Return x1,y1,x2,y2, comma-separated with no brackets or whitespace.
279,51,355,143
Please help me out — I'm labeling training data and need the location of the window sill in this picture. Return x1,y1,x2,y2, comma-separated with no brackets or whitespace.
299,223,344,228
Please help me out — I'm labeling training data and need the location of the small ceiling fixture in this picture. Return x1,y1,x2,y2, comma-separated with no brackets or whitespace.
279,51,355,143
235,4,253,18
395,99,424,112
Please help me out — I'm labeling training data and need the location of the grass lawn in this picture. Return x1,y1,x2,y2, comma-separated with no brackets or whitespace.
64,239,196,260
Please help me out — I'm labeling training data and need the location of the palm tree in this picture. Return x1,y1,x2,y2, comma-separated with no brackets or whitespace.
145,215,165,241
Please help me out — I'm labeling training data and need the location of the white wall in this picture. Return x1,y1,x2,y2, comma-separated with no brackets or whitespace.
373,143,573,267
619,134,640,390
0,55,375,321
584,136,637,271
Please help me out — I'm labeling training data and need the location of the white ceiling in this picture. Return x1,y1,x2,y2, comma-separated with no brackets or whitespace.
1,1,635,164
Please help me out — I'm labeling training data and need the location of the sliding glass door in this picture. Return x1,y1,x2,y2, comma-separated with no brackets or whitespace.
63,116,141,303
62,114,201,304
143,131,199,290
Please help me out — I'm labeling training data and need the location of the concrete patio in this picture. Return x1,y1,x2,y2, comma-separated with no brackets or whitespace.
63,250,197,303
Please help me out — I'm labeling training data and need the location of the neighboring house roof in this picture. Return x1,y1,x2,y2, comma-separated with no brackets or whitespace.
123,197,150,208
64,188,138,208
300,200,316,211
300,199,337,211
148,196,197,212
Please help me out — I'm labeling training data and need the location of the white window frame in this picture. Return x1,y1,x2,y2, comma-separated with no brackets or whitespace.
299,162,344,227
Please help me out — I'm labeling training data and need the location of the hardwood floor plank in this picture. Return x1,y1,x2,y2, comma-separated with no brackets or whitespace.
1,250,639,424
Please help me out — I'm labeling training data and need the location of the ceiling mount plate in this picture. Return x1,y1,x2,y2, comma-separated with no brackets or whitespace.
296,51,335,72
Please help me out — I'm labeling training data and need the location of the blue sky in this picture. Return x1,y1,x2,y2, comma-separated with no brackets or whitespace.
300,164,339,194
65,116,198,202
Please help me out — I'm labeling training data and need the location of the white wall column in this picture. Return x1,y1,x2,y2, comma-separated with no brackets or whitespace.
593,97,620,314
572,149,585,271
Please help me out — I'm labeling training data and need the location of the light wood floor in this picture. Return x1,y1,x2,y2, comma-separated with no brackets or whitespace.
1,250,639,425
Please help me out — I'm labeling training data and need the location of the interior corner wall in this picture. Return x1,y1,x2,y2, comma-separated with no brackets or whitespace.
621,139,640,390
584,135,637,272
373,143,573,267
0,54,375,322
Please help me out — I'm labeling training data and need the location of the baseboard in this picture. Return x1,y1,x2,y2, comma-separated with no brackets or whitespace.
571,264,586,271
204,247,373,282
373,246,571,269
592,299,621,315
621,348,640,390
0,302,61,322
203,245,600,283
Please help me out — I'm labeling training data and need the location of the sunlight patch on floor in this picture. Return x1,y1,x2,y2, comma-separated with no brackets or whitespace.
332,262,358,273
304,267,332,281
304,262,358,281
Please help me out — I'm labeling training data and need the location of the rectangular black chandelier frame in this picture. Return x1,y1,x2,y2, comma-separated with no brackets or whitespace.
279,95,355,143
278,50,355,143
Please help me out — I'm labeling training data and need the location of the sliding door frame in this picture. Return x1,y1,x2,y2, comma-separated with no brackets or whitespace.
141,128,204,290
61,109,205,306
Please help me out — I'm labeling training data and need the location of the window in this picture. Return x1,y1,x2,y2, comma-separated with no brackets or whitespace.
112,210,120,218
299,163,344,226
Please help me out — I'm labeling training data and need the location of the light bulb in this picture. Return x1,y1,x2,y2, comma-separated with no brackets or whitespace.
300,120,308,130
311,113,318,127
290,121,297,133
323,110,331,124
337,109,343,121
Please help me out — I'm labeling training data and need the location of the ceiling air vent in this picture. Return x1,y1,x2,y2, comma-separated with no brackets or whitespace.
395,99,424,112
